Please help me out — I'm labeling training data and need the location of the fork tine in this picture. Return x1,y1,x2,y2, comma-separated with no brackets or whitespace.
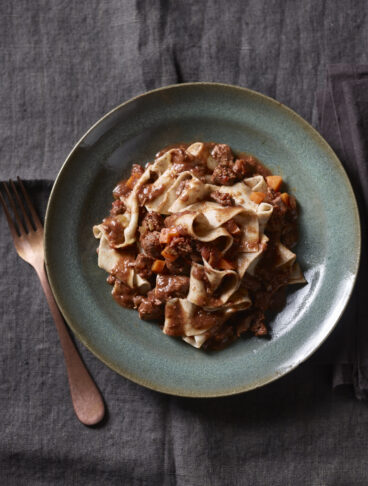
9,179,34,233
0,191,20,241
17,177,42,230
2,182,26,235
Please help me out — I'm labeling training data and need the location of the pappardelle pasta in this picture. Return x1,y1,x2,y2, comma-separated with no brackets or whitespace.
93,142,306,350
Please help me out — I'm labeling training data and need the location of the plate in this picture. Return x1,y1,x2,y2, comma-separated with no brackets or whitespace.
44,83,360,397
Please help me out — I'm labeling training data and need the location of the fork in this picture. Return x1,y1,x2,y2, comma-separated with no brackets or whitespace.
0,178,105,426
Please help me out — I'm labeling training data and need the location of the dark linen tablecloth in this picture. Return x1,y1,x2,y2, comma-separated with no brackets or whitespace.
1,2,368,485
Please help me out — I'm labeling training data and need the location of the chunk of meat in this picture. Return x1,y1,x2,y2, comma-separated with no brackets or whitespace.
139,205,147,222
268,286,287,311
203,324,236,350
281,223,299,248
171,148,208,178
241,154,271,178
264,189,288,235
140,212,164,234
280,192,290,206
112,164,144,199
253,275,289,311
235,313,253,336
232,158,252,179
138,291,164,320
134,253,154,279
268,202,287,234
138,183,166,206
288,194,297,211
112,181,130,199
210,190,234,206
102,217,124,246
211,144,234,164
284,195,298,229
110,199,126,216
137,170,160,206
250,311,268,336
256,240,284,276
170,148,208,178
163,235,194,260
224,218,241,235
211,164,238,186
190,165,209,180
199,243,222,267
140,231,162,259
112,280,138,309
165,257,191,276
133,294,144,308
154,275,190,301
264,187,279,206
241,274,262,292
171,148,191,164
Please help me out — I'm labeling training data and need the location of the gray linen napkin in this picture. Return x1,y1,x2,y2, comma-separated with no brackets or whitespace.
316,64,368,399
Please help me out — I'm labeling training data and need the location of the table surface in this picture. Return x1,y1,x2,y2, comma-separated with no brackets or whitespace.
1,1,368,485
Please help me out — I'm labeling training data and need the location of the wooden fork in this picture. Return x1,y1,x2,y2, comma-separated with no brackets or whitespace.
0,178,105,426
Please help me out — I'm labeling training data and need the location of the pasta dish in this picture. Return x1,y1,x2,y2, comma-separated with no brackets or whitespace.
93,142,306,349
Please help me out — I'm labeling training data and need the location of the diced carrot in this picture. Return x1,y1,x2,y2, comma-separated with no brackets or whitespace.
250,192,266,204
266,175,283,191
126,176,135,190
159,227,180,244
151,259,165,273
161,246,178,262
126,172,141,190
280,192,290,206
218,258,236,270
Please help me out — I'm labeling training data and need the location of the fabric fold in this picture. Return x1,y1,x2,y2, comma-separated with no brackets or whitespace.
317,64,368,400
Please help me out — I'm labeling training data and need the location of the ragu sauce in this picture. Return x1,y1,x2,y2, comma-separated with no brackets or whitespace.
93,141,305,350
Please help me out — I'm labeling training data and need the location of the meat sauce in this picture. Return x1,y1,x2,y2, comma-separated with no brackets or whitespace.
164,298,225,337
102,142,300,349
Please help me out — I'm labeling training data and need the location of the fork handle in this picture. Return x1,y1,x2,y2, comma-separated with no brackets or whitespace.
35,264,105,426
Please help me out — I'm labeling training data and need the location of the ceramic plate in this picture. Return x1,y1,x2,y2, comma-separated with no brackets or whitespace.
44,83,360,397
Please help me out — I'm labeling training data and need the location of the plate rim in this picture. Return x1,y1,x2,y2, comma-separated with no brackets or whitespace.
44,82,361,397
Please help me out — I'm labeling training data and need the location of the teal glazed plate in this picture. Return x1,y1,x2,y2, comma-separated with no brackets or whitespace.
44,83,361,397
